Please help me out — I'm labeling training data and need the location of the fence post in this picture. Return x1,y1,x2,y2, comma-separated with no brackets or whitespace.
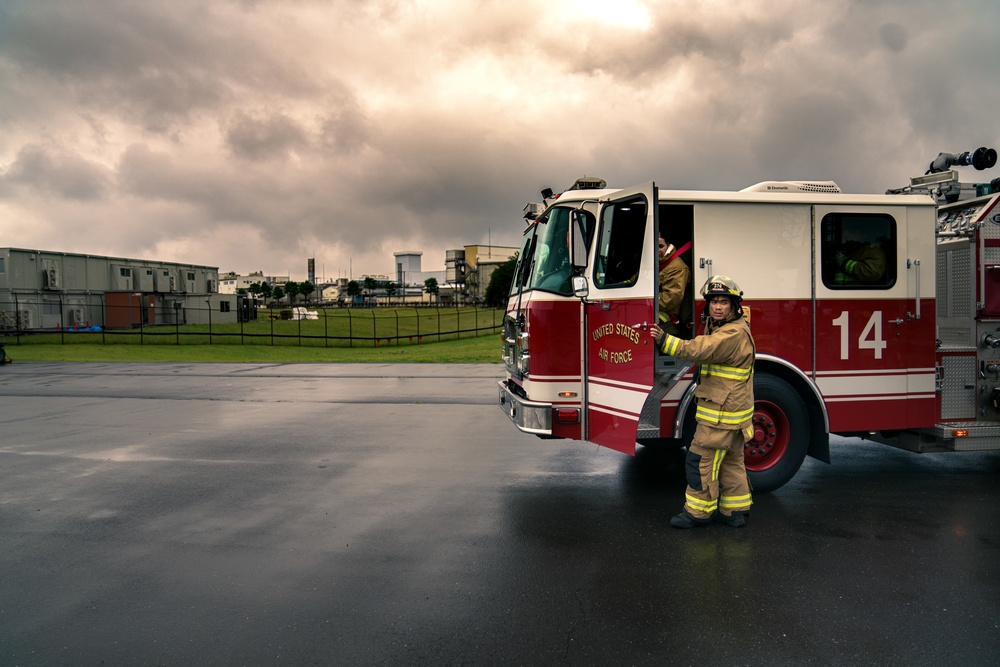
437,306,442,342
348,308,353,348
324,307,329,347
206,299,212,344
13,293,20,340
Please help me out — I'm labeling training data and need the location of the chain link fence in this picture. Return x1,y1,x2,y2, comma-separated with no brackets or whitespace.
0,294,503,348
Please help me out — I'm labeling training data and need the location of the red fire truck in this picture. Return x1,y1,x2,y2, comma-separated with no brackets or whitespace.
497,149,1000,492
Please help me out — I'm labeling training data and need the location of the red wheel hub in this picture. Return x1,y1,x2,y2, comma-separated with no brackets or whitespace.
745,400,791,471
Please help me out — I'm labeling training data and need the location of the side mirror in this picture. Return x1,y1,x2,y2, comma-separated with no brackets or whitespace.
572,275,589,299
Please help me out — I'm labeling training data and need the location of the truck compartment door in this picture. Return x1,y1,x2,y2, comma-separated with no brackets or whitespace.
812,205,936,430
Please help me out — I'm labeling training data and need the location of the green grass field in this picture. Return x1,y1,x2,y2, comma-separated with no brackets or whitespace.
0,306,506,363
1,331,503,363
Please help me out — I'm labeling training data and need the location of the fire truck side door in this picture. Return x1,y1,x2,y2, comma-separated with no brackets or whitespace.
812,205,934,431
582,182,659,455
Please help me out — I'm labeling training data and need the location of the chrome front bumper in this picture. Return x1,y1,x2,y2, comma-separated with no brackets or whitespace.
497,380,551,435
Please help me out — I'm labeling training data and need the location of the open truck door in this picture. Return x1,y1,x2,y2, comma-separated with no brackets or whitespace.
578,183,659,454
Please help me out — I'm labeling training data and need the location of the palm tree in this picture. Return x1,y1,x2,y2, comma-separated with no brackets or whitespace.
346,280,361,306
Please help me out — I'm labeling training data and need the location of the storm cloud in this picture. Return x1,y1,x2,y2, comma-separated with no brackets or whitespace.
1,0,998,279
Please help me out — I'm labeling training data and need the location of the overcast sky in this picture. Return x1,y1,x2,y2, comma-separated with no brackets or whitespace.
1,0,998,281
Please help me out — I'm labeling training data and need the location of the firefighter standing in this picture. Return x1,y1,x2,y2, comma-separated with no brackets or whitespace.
657,233,692,338
651,275,755,529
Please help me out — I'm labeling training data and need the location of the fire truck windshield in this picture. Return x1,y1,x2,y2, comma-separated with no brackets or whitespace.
524,207,574,295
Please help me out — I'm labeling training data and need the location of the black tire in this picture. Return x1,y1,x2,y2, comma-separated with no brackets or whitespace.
745,374,810,493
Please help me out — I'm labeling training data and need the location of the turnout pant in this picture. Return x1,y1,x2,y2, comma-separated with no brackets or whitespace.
682,424,753,520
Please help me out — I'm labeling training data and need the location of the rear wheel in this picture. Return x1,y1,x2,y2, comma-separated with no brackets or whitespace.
746,374,810,493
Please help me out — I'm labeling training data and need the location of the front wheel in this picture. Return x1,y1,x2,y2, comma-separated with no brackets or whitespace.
746,374,810,493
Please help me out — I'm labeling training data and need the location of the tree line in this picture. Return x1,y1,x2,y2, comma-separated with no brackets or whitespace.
235,252,518,308
244,280,317,305
240,277,438,306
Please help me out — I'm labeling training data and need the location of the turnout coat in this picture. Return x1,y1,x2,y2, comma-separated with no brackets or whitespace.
659,313,756,434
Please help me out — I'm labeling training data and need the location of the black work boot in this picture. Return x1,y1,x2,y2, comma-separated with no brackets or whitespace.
670,510,710,529
714,512,747,528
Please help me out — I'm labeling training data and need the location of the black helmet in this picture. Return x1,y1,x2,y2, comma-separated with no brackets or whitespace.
700,275,743,303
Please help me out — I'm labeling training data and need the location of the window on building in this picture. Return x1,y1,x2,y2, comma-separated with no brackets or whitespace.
0,257,4,273
187,272,196,281
820,213,896,289
120,267,132,277
220,301,231,313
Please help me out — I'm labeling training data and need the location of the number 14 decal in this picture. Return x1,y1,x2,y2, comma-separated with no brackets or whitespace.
832,311,887,360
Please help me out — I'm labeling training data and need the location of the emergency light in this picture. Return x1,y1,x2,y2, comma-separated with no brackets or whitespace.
568,176,607,191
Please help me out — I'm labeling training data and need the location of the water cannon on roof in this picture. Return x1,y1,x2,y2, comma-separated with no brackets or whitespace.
888,146,1000,203
928,147,997,173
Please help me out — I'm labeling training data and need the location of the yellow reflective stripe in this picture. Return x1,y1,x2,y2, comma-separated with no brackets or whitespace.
662,335,681,355
712,450,725,482
720,493,753,510
743,425,754,440
695,405,755,424
702,364,752,381
685,494,717,513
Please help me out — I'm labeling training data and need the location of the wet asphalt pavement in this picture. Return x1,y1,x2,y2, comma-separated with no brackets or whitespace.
1,362,998,666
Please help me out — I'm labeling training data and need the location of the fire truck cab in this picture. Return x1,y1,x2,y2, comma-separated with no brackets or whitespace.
498,152,1000,492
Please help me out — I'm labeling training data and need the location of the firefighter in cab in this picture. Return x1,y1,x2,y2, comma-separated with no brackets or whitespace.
650,275,755,529
657,232,692,339
831,220,887,285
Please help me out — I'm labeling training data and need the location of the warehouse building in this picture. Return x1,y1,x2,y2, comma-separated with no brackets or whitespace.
0,247,238,330
218,271,290,295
